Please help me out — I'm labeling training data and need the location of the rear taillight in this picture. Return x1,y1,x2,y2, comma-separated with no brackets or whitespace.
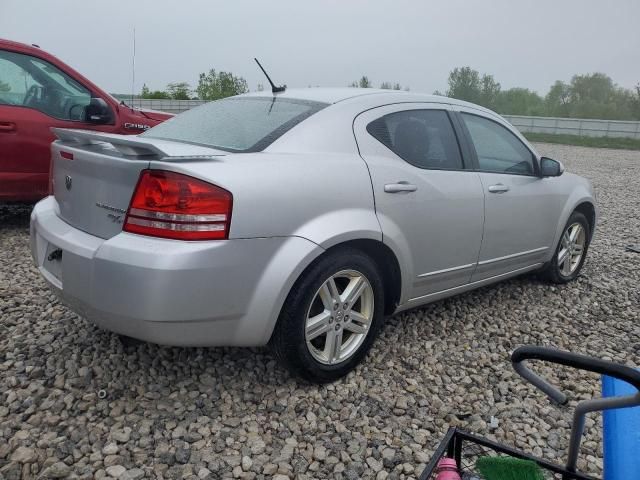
123,170,232,240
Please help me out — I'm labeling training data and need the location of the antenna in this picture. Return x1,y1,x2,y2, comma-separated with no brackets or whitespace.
130,27,136,108
254,58,286,94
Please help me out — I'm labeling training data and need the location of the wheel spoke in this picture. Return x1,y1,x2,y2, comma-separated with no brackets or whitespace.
349,310,371,326
341,276,366,305
318,278,340,310
305,311,332,341
344,320,368,335
562,231,571,248
569,224,581,242
561,255,572,275
324,328,342,362
573,244,583,254
558,248,570,266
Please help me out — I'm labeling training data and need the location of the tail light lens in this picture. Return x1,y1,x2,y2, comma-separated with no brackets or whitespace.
123,170,232,240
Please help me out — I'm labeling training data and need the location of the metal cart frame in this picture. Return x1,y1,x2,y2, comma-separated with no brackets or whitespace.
420,346,640,480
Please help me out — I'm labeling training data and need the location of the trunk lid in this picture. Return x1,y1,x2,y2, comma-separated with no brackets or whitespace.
51,128,225,239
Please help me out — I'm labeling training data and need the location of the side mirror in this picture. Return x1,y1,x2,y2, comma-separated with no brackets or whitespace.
84,97,113,124
540,157,564,177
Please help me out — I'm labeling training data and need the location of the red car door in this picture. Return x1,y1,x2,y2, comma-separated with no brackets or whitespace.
0,47,119,202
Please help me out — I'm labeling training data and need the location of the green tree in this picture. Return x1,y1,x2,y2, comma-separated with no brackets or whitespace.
446,66,482,104
350,76,372,88
196,69,248,101
167,82,191,100
0,81,10,92
566,73,635,119
545,80,571,117
442,67,639,120
140,83,170,99
446,67,501,110
633,84,640,120
380,82,404,90
479,74,501,110
496,88,544,115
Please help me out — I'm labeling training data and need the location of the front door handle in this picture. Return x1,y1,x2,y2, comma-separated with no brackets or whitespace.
488,184,510,194
0,122,16,132
384,182,417,193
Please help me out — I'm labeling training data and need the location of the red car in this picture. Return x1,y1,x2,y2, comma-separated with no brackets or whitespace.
0,39,173,202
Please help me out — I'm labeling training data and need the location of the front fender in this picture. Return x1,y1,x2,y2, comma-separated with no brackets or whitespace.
549,182,596,261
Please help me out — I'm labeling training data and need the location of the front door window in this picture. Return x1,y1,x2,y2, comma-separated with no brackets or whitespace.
0,49,92,121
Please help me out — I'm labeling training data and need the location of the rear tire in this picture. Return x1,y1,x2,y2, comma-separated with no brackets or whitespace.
270,248,385,383
542,211,590,284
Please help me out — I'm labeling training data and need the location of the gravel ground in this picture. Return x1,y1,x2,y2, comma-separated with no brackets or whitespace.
1,142,639,480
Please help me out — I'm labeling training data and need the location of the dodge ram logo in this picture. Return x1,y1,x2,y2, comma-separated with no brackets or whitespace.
65,175,72,191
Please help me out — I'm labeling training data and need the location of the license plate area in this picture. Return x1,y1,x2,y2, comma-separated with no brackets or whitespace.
43,243,63,287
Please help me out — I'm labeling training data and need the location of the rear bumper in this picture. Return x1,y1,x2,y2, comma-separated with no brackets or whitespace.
30,196,322,346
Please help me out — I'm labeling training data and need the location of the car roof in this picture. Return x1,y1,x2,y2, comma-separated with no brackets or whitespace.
0,38,42,54
241,87,495,114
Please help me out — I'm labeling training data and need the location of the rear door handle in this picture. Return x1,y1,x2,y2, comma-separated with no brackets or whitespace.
384,182,417,193
488,184,510,194
0,122,16,132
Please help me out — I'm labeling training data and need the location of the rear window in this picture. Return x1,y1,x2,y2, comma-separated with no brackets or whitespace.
142,96,328,152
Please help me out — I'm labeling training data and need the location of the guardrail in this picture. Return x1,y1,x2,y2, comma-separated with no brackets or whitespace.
502,115,640,139
129,99,640,139
130,99,206,114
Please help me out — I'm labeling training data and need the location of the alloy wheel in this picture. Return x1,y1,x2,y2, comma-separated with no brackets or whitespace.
558,222,586,276
304,269,374,365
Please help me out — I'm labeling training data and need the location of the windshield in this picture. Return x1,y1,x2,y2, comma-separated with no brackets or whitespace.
141,96,328,152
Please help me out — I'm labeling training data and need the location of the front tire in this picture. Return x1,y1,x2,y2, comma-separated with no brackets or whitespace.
542,211,590,284
270,248,385,383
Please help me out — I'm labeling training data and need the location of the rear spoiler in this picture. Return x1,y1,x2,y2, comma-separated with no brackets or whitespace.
52,128,168,158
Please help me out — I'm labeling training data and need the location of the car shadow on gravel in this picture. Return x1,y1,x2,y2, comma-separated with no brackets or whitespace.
0,203,34,230
64,270,559,396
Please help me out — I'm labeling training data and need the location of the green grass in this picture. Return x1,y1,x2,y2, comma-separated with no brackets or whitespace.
524,132,640,150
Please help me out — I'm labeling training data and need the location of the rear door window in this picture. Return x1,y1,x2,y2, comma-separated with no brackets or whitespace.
366,110,464,170
142,96,328,152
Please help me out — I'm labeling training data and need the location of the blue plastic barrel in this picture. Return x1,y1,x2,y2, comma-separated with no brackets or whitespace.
602,375,640,480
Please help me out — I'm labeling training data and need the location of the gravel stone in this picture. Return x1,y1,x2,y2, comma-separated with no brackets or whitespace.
10,446,37,463
122,468,145,480
102,443,119,455
111,427,132,443
105,465,126,478
1,143,638,478
41,462,72,478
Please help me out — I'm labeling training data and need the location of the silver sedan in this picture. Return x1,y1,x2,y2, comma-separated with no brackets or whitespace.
30,89,596,382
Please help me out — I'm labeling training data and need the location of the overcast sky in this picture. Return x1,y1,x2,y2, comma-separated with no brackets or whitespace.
1,0,638,96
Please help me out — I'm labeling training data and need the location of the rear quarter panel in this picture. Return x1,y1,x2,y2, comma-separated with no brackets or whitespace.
150,151,381,344
150,152,381,246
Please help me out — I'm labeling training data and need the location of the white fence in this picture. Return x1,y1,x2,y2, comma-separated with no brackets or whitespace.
131,99,206,114
130,99,640,139
502,115,640,139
